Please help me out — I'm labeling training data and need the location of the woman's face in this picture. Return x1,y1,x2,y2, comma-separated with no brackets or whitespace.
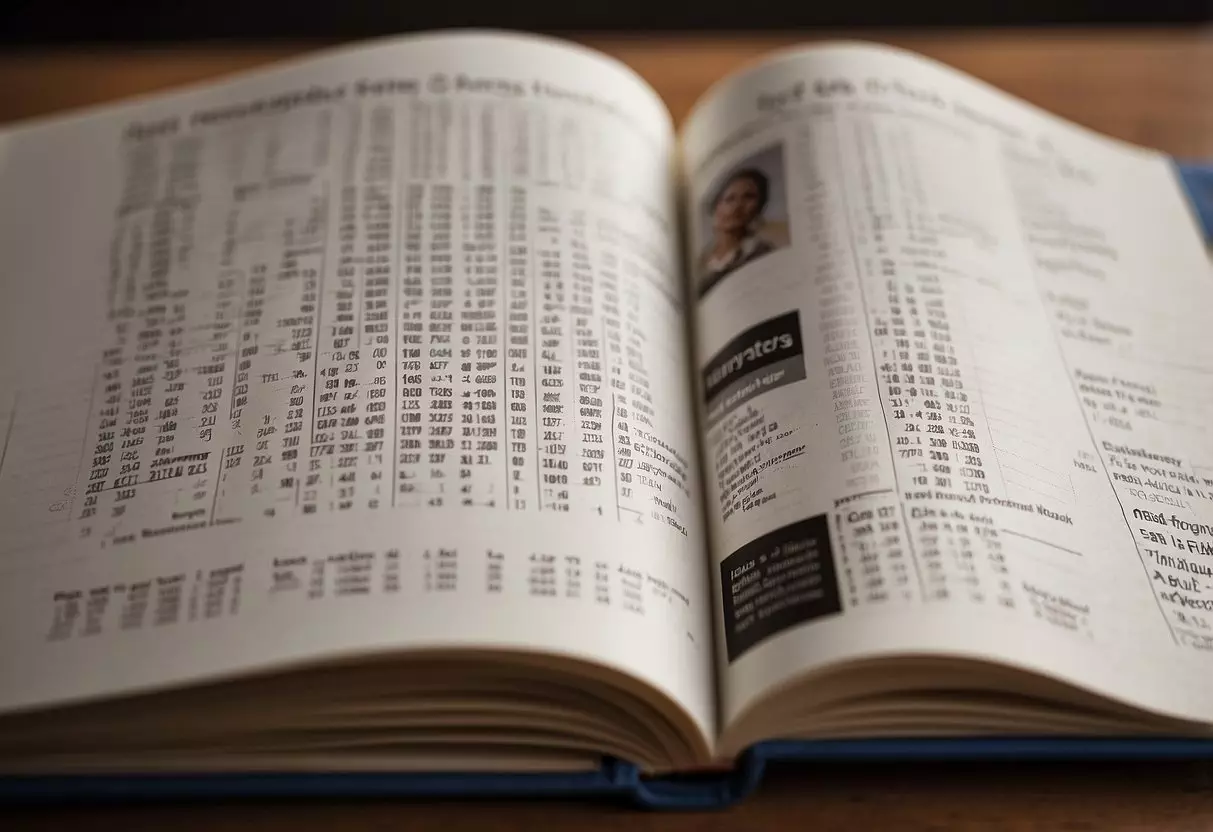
712,177,762,235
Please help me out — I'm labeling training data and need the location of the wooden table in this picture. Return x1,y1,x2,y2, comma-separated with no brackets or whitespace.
3,28,1213,156
5,26,1213,830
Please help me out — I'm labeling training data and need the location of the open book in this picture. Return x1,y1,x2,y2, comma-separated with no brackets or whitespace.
2,31,1213,799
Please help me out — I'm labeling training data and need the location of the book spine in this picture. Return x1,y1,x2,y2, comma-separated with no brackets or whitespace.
627,753,765,809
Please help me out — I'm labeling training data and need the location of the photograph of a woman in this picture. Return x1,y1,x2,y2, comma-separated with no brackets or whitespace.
695,144,790,300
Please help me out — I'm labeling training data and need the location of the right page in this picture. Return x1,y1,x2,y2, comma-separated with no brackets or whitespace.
679,42,1213,748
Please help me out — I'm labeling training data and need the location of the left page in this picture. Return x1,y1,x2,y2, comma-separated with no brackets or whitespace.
0,32,714,752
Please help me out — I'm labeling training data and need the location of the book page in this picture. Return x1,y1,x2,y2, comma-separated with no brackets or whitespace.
679,42,1213,739
0,32,714,751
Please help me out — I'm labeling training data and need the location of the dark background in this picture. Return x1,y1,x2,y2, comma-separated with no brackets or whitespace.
2,0,1211,44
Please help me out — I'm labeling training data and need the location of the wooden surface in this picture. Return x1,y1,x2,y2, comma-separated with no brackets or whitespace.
5,27,1213,829
1,28,1212,154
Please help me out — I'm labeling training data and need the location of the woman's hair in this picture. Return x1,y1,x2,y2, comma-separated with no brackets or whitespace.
708,168,770,216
